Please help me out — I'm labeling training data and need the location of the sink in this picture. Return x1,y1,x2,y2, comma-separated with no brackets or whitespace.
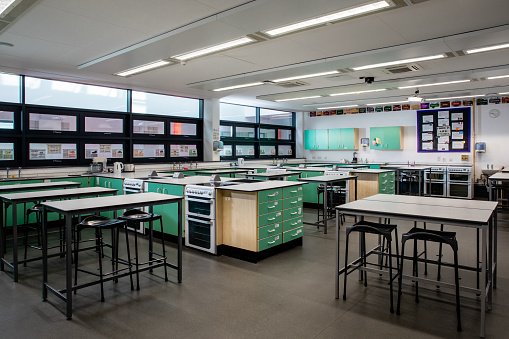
482,169,499,176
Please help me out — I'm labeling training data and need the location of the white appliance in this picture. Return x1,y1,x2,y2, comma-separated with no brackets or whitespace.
424,166,447,197
122,178,146,233
113,162,124,173
447,167,473,199
324,170,350,202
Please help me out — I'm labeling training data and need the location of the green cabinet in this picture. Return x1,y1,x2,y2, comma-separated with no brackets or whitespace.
1,179,44,227
370,126,403,150
328,128,358,150
301,171,323,204
97,177,124,218
145,182,184,236
304,129,328,150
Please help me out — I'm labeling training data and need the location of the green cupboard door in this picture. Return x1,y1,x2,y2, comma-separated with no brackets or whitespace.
383,127,401,149
340,128,355,150
304,130,316,150
160,184,185,236
145,182,164,232
315,130,328,150
328,129,341,150
370,127,384,149
302,171,323,204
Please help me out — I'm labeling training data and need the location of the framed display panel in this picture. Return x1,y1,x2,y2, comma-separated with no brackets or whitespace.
132,118,165,136
0,105,21,135
417,107,471,152
0,138,19,166
219,143,234,160
277,145,294,157
259,128,276,140
83,143,125,160
28,112,78,134
169,143,201,160
132,142,167,162
235,126,256,140
278,129,293,141
259,144,276,156
26,139,79,166
169,121,199,138
219,123,234,140
82,113,126,136
234,143,256,158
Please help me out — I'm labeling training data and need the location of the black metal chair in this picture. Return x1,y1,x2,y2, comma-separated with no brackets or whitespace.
118,209,167,290
74,215,133,302
316,185,346,223
396,227,461,332
342,220,399,313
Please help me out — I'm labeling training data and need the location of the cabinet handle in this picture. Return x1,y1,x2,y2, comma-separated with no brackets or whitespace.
291,221,299,226
268,217,276,221
268,229,275,233
290,190,298,193
291,201,298,204
268,205,276,209
157,188,161,193
291,211,298,215
268,192,278,197
291,232,300,236
268,240,277,244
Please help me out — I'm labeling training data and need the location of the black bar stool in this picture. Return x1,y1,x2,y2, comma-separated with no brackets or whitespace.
396,227,461,332
74,215,133,302
23,203,43,265
342,220,399,313
118,209,167,290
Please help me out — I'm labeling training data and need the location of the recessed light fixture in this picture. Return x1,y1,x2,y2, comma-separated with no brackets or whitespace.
465,42,509,54
275,95,322,102
487,75,509,80
498,92,509,95
366,100,407,106
398,79,470,90
173,37,254,61
212,82,264,92
329,88,386,96
316,104,359,109
0,0,16,17
115,60,172,77
264,1,391,37
425,94,485,101
272,70,339,83
352,54,446,71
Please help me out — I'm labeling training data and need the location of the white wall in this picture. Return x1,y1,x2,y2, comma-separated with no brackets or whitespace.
301,105,509,182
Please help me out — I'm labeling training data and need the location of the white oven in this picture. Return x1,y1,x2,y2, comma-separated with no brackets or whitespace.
424,167,446,197
185,184,218,254
185,196,216,219
447,167,473,199
122,178,146,233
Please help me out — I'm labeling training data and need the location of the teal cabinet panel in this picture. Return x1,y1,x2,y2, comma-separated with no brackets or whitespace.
49,177,88,187
370,126,403,150
301,171,323,204
341,128,356,149
146,183,184,236
304,130,316,150
328,129,342,150
315,130,328,149
97,177,124,218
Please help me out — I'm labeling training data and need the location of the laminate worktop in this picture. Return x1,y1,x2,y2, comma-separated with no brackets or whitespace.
217,180,303,192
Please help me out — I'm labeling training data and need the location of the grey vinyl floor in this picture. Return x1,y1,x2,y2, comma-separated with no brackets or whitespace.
1,207,508,338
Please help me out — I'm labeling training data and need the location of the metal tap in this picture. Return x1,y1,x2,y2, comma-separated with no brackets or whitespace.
195,161,198,169
5,167,9,178
18,167,21,178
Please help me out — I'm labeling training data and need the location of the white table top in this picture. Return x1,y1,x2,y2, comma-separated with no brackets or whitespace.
245,171,301,178
42,192,182,214
489,172,509,181
0,187,117,203
392,166,432,170
364,194,497,210
0,181,81,193
298,175,357,183
217,180,303,192
195,169,250,174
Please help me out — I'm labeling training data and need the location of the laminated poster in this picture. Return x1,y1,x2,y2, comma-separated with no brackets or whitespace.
422,133,433,141
452,131,463,140
402,104,411,110
420,103,430,109
452,122,463,131
440,101,451,108
438,111,449,119
309,112,316,117
438,143,449,151
422,124,433,132
422,115,433,123
451,112,463,121
438,136,449,144
438,118,449,126
452,141,464,150
422,142,433,150
437,125,451,136
429,102,439,108
451,101,462,107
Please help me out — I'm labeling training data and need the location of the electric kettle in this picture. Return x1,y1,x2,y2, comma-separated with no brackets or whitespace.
113,162,124,173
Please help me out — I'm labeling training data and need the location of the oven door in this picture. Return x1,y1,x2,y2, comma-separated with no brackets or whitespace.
447,183,471,199
425,172,445,181
124,188,141,194
448,173,470,182
186,197,215,219
425,181,446,197
185,216,216,254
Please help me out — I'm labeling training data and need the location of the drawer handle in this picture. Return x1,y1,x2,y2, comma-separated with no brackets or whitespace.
268,192,278,197
268,217,276,221
268,205,276,209
291,221,299,226
268,229,275,233
291,211,298,215
290,190,298,193
268,240,277,244
291,232,300,236
291,201,298,204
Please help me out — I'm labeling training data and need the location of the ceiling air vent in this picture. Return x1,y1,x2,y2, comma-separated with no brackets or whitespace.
381,63,423,75
274,80,309,88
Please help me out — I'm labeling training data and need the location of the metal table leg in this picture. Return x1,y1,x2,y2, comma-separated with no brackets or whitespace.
323,182,328,234
480,225,487,338
65,212,73,319
178,200,182,283
335,209,340,299
12,202,18,282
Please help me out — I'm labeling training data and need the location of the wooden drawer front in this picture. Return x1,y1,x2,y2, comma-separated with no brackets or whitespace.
258,200,281,215
258,223,282,239
283,217,303,232
283,206,302,220
283,227,303,243
258,189,282,203
259,210,282,228
258,234,282,251
283,185,303,198
282,196,303,210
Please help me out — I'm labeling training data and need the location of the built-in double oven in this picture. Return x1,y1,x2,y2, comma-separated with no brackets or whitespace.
447,167,473,199
424,167,447,197
185,184,217,254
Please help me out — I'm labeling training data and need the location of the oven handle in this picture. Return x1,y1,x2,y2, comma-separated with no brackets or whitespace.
186,197,214,204
124,188,142,193
187,216,213,224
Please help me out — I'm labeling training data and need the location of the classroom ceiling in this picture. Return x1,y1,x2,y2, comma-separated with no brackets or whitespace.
1,0,509,111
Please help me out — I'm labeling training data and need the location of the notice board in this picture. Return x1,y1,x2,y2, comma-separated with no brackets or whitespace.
417,107,471,152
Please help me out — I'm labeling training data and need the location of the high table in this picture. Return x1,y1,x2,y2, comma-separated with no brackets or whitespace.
41,192,183,319
195,169,250,178
385,165,431,196
297,175,357,234
488,172,509,203
0,180,81,193
0,187,117,282
335,195,497,338
244,171,302,180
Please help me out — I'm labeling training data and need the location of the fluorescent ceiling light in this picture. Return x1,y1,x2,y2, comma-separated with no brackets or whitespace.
487,75,509,80
498,92,509,95
272,70,339,83
212,82,264,92
115,60,172,77
275,95,321,102
366,100,407,106
465,43,509,54
352,54,446,71
317,105,359,109
425,94,485,101
398,79,470,90
329,88,386,96
0,0,16,17
264,1,391,36
407,96,423,102
173,37,254,61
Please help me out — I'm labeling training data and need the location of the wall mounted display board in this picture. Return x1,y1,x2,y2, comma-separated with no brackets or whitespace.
133,144,165,158
417,107,471,152
170,144,198,157
0,143,14,160
85,144,124,159
29,143,77,160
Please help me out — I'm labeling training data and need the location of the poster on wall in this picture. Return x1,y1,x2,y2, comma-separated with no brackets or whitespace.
29,143,77,160
134,144,165,158
0,143,14,160
170,144,197,157
85,144,123,159
417,107,471,153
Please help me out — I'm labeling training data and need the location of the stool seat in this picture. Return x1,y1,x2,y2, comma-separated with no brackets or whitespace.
27,203,43,215
347,221,397,239
403,227,457,249
119,209,161,222
78,215,125,229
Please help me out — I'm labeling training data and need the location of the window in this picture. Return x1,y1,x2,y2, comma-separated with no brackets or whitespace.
29,113,77,132
170,122,197,136
278,129,292,140
29,143,77,160
219,145,233,157
220,103,256,122
278,145,293,156
85,144,124,159
0,111,14,129
0,143,14,161
133,120,165,135
85,116,123,133
260,145,276,156
133,144,165,158
260,108,293,126
235,145,255,157
0,73,21,103
220,125,233,138
260,128,276,139
235,126,255,139
132,91,200,118
170,144,198,157
25,77,128,112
